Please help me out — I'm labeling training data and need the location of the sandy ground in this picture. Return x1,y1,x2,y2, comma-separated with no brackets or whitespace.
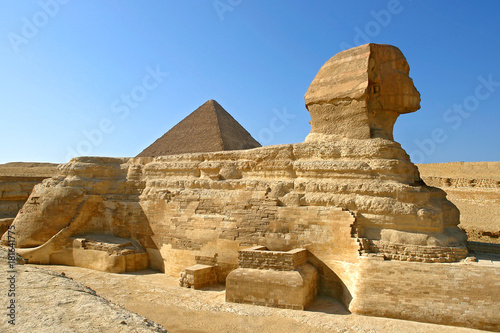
0,248,167,333
35,264,488,333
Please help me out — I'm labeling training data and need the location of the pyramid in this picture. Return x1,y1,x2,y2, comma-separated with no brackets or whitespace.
137,100,261,157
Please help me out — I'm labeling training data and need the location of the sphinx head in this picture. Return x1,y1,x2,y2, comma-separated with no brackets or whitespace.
305,43,421,141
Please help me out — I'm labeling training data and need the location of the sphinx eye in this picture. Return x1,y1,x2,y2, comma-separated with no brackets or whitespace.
372,84,380,94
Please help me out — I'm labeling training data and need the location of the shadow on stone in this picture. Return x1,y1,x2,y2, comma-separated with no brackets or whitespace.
305,295,350,315
307,252,352,311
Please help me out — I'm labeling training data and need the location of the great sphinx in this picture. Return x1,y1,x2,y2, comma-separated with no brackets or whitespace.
3,43,474,321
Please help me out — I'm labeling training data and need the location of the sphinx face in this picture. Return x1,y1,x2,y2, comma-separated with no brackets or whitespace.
304,43,422,141
369,52,421,114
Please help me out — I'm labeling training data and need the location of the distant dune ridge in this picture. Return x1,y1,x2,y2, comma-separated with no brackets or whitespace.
0,162,58,178
417,162,500,243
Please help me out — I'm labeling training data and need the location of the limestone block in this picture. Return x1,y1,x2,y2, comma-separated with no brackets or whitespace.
50,234,148,273
350,257,500,331
226,263,318,310
238,247,308,271
179,264,217,289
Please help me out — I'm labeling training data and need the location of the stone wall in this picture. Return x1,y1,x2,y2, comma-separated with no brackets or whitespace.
0,177,40,219
370,242,468,262
226,264,318,310
179,264,218,289
226,247,318,310
350,257,500,331
422,176,499,188
0,177,50,236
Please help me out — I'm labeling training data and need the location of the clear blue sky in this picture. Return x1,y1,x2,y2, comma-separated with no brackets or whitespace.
1,1,499,164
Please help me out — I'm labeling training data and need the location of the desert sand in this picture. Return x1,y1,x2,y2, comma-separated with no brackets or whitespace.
0,248,167,333
31,263,489,333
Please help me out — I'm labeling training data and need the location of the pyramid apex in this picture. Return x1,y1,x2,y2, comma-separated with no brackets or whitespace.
198,99,222,110
137,100,261,157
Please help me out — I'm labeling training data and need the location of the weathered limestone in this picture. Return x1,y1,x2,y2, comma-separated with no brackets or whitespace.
0,218,14,238
58,234,148,273
3,141,467,301
226,266,318,310
3,44,495,330
17,232,149,273
417,162,500,245
305,43,420,141
0,180,32,221
237,246,308,271
13,185,87,248
6,157,157,251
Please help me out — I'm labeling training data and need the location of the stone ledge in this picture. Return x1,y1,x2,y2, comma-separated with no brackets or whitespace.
370,241,468,263
238,246,308,271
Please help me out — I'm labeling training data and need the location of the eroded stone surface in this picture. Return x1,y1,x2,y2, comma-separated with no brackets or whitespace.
3,139,467,303
226,264,318,310
179,264,217,289
417,162,500,244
